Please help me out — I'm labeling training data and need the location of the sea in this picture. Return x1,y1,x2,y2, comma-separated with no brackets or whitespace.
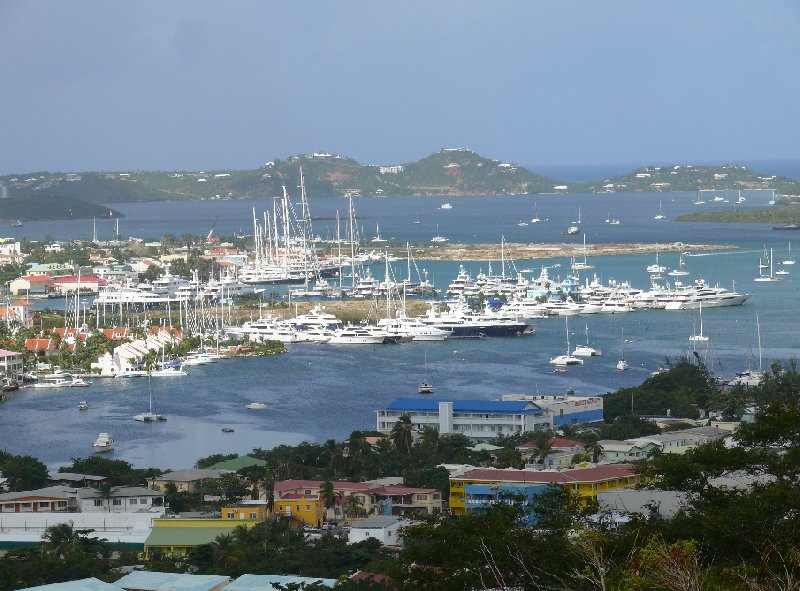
2,187,799,470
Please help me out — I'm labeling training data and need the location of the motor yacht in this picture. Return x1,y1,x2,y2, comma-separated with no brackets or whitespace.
92,433,114,453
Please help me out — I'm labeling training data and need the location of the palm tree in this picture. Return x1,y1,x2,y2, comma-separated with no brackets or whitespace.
391,413,414,458
419,426,440,462
344,493,364,521
585,440,603,464
211,532,235,570
319,480,337,521
528,430,554,466
43,522,79,559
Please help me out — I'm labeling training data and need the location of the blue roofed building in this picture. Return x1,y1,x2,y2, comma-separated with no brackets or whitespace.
113,572,230,591
26,578,123,591
377,395,602,440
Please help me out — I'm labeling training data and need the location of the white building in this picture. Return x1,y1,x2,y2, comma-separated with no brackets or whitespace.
348,515,410,546
0,348,24,381
76,486,165,513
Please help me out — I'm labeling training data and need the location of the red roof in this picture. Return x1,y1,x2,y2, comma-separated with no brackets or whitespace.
102,328,132,340
279,493,320,500
11,300,32,307
274,479,374,493
520,437,584,450
350,572,390,583
459,464,635,484
25,338,60,351
19,275,54,282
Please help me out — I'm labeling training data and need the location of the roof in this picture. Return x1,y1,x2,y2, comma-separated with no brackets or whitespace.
143,526,239,549
386,398,543,414
210,455,267,471
457,464,636,485
470,443,504,452
52,275,102,283
351,515,407,529
274,479,374,493
155,468,222,482
17,274,54,282
0,348,22,357
27,577,123,591
76,486,162,499
48,472,107,483
349,572,390,584
369,485,438,496
278,493,320,501
25,338,60,351
226,574,336,590
0,486,74,502
114,572,230,591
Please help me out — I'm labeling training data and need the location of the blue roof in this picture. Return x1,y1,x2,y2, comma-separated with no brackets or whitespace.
386,398,542,414
226,574,336,590
114,572,229,591
28,579,122,591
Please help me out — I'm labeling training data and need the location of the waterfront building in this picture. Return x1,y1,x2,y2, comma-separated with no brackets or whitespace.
377,396,602,440
143,518,246,556
448,464,637,515
50,275,105,295
9,274,54,295
0,348,23,381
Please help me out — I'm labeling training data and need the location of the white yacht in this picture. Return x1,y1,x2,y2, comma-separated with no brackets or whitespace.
92,433,114,453
33,375,73,388
573,324,601,357
328,326,387,345
550,317,584,366
246,402,268,410
150,366,188,377
377,315,449,341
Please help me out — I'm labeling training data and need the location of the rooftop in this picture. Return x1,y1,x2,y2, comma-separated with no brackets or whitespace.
210,455,267,471
458,464,636,484
350,515,407,529
27,578,122,591
226,574,336,590
385,398,543,414
143,526,239,549
154,468,222,482
114,572,230,591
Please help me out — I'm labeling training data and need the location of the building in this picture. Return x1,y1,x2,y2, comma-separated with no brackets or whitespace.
377,396,602,440
114,572,230,591
143,518,242,556
9,274,54,295
348,515,410,546
221,500,269,521
226,574,336,590
50,275,104,295
597,440,662,463
0,301,33,328
24,578,122,591
0,348,23,381
47,472,109,488
0,486,75,513
211,455,267,472
448,465,637,515
369,485,443,516
149,468,222,493
274,493,324,526
75,486,165,513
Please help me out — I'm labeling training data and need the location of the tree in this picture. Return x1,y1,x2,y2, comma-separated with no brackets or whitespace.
390,414,414,458
319,480,337,521
1,454,48,491
344,493,365,521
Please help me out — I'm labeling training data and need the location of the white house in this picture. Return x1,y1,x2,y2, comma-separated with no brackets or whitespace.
75,486,165,514
348,515,410,547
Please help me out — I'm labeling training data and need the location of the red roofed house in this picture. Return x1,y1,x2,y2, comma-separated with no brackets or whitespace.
25,338,61,360
51,275,105,295
9,275,54,296
102,327,133,341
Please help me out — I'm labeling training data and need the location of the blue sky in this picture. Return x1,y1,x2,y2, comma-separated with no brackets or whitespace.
1,1,798,174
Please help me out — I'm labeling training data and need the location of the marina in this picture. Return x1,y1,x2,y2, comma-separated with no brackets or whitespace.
1,191,799,468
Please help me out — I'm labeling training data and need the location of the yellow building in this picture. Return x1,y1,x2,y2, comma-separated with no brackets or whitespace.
449,464,637,515
274,493,324,527
221,500,269,521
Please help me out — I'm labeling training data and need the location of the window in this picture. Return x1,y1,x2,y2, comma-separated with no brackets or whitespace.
94,500,103,507
2,503,14,511
277,504,283,511
140,498,148,504
305,505,311,511
39,502,50,509
416,494,427,501
112,499,122,506
304,489,311,494
20,502,32,511
56,501,67,508
227,512,234,519
296,505,300,511
249,512,257,519
130,499,138,505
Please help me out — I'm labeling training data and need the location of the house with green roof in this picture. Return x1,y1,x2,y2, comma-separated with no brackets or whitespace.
210,455,267,472
143,519,241,556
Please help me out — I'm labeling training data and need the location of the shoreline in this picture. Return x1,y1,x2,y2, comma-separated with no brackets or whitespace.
405,241,732,261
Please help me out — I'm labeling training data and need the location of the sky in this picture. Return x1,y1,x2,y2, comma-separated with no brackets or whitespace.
1,1,799,174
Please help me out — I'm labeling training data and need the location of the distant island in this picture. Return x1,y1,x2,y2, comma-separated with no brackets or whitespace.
2,149,799,221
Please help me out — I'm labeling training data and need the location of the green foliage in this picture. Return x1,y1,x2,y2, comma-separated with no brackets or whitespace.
195,453,238,469
59,456,160,486
0,453,48,491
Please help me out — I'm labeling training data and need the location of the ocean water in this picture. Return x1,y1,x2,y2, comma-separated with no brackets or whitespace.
2,192,799,469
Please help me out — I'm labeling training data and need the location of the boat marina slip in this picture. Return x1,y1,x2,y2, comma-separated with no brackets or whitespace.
2,190,800,469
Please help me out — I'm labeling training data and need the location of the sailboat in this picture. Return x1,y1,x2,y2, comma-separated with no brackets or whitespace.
573,323,601,357
782,242,795,266
371,223,386,243
616,329,629,371
754,248,782,282
654,201,666,220
550,316,583,366
668,252,690,277
571,234,594,271
133,377,167,422
418,350,434,394
688,304,709,343
646,251,666,274
693,191,706,205
517,219,529,227
732,315,765,386
530,202,541,224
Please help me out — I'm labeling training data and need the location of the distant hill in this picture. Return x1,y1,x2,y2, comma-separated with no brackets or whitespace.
2,152,800,222
0,195,122,222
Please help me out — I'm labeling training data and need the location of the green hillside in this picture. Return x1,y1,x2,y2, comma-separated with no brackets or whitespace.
0,195,122,221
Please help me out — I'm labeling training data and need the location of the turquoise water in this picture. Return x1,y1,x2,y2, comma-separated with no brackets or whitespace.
2,192,798,468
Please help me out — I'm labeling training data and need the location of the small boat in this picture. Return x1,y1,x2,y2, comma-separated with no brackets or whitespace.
10,219,23,228
78,401,88,411
782,242,795,266
246,402,268,410
418,351,434,393
439,203,453,210
134,379,166,422
222,427,235,433
688,304,709,343
33,375,73,388
517,220,529,227
92,432,114,453
654,200,666,220
115,370,149,378
573,323,601,357
430,224,449,243
616,329,629,371
70,377,90,387
566,225,580,235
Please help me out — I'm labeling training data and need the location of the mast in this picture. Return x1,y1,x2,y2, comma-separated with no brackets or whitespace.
348,195,356,290
756,314,762,373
